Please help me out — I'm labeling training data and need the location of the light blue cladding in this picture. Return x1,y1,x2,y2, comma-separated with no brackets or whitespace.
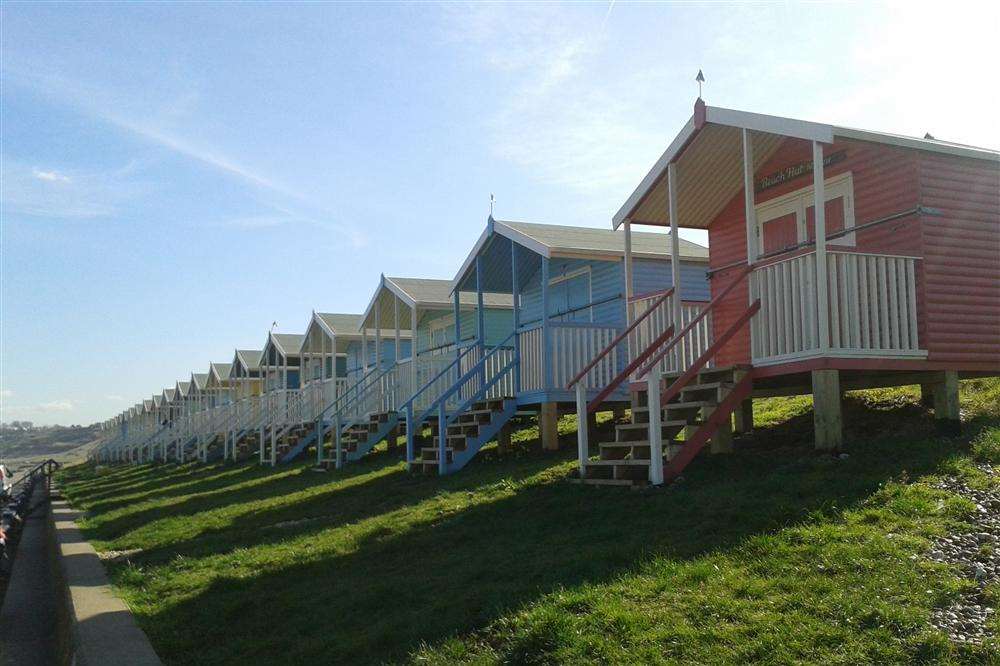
345,338,412,375
632,258,710,302
518,257,709,329
416,308,514,354
519,257,624,327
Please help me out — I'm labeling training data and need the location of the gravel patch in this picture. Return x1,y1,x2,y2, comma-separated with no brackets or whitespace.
99,548,144,563
927,463,998,645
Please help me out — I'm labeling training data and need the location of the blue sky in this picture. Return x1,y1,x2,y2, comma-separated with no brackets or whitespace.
2,1,998,425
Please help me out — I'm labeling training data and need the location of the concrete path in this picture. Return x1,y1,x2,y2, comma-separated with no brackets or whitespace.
0,482,62,666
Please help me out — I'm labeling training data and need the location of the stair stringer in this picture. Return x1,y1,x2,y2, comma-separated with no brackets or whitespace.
445,399,517,474
662,373,753,482
346,412,401,462
279,427,319,464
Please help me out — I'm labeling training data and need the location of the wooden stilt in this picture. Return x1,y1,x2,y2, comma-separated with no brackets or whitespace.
732,369,753,435
539,402,559,451
497,422,512,454
933,370,961,436
812,369,843,451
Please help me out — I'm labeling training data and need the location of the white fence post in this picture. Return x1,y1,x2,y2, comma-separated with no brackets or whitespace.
647,369,664,485
575,382,589,478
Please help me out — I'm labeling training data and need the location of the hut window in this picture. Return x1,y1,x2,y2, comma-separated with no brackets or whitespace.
548,267,593,322
756,171,855,252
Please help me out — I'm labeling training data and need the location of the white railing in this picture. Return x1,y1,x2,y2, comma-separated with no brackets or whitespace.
751,251,923,363
460,344,517,400
632,299,712,379
518,322,620,392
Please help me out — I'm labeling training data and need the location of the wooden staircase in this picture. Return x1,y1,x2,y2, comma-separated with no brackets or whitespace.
413,397,516,473
322,411,405,469
577,366,752,487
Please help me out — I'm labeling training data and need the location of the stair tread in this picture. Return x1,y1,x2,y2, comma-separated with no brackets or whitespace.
617,420,690,429
585,459,655,467
571,477,649,487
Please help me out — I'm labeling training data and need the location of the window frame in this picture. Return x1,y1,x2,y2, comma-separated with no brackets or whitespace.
756,171,856,250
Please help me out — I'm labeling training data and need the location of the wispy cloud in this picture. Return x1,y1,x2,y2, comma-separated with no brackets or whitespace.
3,65,365,243
105,394,125,402
33,168,71,183
2,158,147,219
4,399,76,415
0,389,13,399
441,5,675,215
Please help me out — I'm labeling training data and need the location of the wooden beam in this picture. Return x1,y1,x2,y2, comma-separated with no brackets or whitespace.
932,370,961,435
813,141,830,351
811,369,842,451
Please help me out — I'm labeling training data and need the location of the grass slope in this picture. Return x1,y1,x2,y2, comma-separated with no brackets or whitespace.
59,380,1000,665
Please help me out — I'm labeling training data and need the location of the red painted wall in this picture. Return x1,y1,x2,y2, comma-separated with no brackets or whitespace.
708,136,923,365
918,153,1000,367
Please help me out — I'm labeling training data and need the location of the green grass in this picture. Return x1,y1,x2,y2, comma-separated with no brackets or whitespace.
59,380,1000,665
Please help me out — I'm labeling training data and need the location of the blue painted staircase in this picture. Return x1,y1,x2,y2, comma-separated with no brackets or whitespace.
414,397,518,473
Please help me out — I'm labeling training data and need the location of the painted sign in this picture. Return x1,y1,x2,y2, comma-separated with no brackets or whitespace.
756,150,847,193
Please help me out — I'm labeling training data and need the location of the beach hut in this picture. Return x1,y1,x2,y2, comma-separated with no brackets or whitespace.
226,349,264,461
197,362,233,460
414,219,710,473
317,276,512,468
258,332,309,466
570,99,999,486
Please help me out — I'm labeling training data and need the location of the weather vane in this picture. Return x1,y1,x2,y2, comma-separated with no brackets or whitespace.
490,193,495,216
270,321,278,332
696,69,705,99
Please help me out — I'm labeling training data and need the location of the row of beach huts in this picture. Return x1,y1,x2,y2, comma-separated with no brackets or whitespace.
94,101,1000,487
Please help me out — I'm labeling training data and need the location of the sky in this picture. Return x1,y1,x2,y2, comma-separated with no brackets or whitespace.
1,1,998,426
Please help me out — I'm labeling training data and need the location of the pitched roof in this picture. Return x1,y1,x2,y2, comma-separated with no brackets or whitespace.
234,349,262,371
269,333,304,356
507,219,706,259
210,362,233,383
614,102,1000,229
386,277,513,308
152,395,163,407
163,388,177,402
190,373,209,391
362,275,513,329
316,312,363,335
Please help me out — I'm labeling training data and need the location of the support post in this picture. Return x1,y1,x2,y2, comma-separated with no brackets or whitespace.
511,239,521,394
540,401,559,451
437,403,447,475
933,370,961,436
811,369,842,451
708,408,734,454
733,370,754,436
476,255,486,389
498,421,513,455
648,369,664,485
813,140,830,352
575,382,588,478
667,162,684,370
394,298,401,367
623,220,635,326
405,403,414,471
334,414,342,469
541,257,552,391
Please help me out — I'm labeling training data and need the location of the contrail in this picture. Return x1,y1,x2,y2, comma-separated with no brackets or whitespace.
601,0,616,29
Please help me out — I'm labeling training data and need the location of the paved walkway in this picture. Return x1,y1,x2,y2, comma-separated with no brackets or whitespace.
0,482,61,666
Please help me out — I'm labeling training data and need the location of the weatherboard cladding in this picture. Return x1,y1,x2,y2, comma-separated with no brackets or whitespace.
344,338,413,376
517,257,710,328
709,132,1000,369
917,152,1000,367
415,308,514,354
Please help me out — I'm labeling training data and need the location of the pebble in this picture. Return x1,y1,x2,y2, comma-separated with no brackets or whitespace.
926,463,998,646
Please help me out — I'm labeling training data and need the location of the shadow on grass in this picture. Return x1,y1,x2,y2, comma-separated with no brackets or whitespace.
126,413,969,665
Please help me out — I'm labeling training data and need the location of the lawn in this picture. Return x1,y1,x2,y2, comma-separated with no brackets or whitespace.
59,379,1000,665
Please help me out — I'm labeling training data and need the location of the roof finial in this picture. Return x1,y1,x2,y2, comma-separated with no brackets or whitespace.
270,321,278,332
489,193,495,217
695,69,705,100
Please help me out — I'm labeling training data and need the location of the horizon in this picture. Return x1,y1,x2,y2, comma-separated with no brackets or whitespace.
2,1,999,425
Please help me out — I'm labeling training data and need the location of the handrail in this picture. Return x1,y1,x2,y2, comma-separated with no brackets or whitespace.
316,362,392,421
584,325,674,414
657,299,760,408
567,287,675,389
398,344,480,415
628,286,673,303
635,265,753,379
7,458,60,492
415,330,517,427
